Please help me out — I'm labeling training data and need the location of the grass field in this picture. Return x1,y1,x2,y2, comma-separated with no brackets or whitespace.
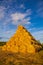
0,42,6,46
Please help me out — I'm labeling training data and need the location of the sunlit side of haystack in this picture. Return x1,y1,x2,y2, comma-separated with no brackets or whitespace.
2,25,42,54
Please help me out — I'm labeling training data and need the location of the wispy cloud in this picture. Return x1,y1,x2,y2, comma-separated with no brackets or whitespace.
3,17,11,26
26,9,32,15
32,30,43,43
0,6,6,20
5,30,11,34
0,37,2,39
5,30,15,34
20,4,25,9
11,9,32,25
0,29,15,41
0,36,9,40
36,0,43,18
11,13,26,21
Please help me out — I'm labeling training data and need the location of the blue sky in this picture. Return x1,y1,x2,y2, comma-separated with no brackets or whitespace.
0,0,43,43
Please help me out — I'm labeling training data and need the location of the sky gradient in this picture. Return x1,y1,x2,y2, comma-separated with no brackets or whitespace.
0,0,43,43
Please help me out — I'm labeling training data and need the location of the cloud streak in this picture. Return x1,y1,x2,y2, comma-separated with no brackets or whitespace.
36,0,43,18
0,36,9,40
32,30,43,43
11,9,32,25
0,6,6,20
20,4,25,9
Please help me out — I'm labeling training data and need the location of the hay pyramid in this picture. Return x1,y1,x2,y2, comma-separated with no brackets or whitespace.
2,25,42,53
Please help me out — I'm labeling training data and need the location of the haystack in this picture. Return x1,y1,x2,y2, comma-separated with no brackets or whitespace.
2,25,42,54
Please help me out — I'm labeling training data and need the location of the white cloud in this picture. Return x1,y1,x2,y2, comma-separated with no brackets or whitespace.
36,1,43,17
0,6,6,19
11,13,26,21
11,10,31,25
32,30,43,43
5,30,11,34
26,9,32,15
29,28,36,31
3,18,11,25
20,4,25,9
4,30,16,38
37,7,43,17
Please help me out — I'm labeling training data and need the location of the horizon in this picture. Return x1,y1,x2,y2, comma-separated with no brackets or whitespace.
0,0,43,43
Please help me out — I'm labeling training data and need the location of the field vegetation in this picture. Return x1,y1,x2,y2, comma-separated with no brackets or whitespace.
0,42,43,65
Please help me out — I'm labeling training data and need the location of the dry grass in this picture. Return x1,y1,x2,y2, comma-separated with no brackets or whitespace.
0,48,43,65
